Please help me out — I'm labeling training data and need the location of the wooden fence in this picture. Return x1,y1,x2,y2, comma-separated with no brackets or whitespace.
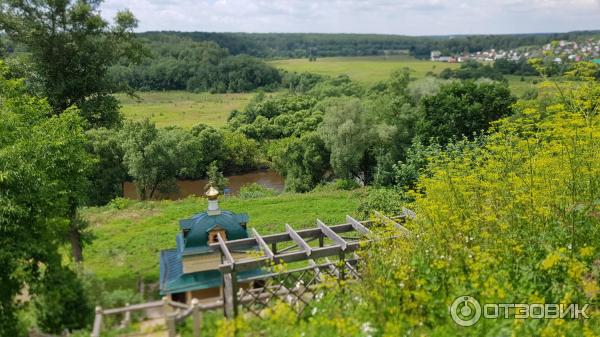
91,296,222,337
91,209,415,336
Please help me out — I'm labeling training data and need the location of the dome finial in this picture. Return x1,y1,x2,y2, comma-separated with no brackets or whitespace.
206,186,219,200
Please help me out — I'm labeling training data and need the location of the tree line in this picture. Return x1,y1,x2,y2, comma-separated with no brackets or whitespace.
137,30,600,58
109,35,282,93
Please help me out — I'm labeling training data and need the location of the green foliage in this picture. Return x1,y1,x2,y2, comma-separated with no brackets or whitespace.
494,58,539,76
269,133,330,192
0,0,144,128
419,79,515,144
206,161,229,192
319,98,372,181
34,266,93,334
120,120,200,200
229,93,320,140
238,183,279,199
135,31,600,59
439,60,505,81
0,63,92,335
332,179,361,191
86,128,127,205
110,35,281,93
307,74,364,99
219,77,600,337
221,131,261,172
281,71,326,93
356,187,408,218
107,197,136,210
393,141,439,189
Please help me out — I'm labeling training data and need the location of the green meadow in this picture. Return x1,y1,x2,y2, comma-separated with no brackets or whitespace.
81,189,364,289
269,56,460,85
116,91,255,128
116,58,541,129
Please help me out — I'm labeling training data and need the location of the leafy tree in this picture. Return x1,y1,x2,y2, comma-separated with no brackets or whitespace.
189,124,225,178
120,121,200,200
439,60,505,81
307,74,364,99
0,64,92,335
221,131,260,172
281,71,325,93
318,98,373,182
269,133,330,192
494,58,538,76
0,0,144,128
418,80,515,144
34,265,92,334
85,127,127,205
206,161,229,192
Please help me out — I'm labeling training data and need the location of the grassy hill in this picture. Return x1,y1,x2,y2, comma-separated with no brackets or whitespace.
81,189,365,289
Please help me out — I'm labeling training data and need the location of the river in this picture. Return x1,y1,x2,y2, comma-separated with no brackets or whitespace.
122,169,285,200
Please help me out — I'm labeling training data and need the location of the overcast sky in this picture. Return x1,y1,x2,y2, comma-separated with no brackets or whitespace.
100,0,600,35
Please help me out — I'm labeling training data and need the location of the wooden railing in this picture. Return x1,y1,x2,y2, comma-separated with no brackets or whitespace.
91,296,223,337
92,210,416,335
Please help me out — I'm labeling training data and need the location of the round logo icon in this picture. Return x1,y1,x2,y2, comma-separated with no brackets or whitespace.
450,296,482,327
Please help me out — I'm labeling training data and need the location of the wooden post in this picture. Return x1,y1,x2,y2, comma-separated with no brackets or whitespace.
162,296,171,326
318,235,324,247
338,250,346,281
166,314,176,337
223,270,238,318
123,302,131,328
191,298,202,337
91,306,102,337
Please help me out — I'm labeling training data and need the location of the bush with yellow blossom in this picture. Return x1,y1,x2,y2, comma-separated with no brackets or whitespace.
215,72,600,336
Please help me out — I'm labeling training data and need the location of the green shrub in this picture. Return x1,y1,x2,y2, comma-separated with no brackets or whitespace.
238,183,278,199
333,179,360,191
355,187,409,218
107,197,135,210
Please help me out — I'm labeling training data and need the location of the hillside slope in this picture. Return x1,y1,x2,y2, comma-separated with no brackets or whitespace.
81,189,364,289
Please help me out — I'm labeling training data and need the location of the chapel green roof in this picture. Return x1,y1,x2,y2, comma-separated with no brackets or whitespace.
179,210,249,255
159,249,263,294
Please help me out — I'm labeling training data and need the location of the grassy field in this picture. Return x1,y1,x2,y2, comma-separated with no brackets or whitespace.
81,189,365,289
116,58,541,129
270,56,542,96
116,91,255,128
505,74,540,96
269,56,460,85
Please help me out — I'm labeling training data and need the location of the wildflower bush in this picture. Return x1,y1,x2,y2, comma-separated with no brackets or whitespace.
214,76,600,336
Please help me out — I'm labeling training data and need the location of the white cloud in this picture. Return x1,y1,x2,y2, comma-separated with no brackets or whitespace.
100,0,600,35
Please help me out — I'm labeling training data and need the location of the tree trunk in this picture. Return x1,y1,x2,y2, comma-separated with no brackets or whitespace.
69,225,84,263
68,199,84,263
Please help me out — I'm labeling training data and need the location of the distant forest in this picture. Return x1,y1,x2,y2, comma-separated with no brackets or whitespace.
4,30,600,93
137,30,600,58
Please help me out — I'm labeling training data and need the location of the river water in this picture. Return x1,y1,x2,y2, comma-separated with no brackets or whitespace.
123,169,285,200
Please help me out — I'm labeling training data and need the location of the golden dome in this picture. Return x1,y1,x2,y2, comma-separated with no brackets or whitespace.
206,186,219,200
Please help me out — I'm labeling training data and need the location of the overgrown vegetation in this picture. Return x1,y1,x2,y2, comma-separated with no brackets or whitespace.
215,64,600,337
